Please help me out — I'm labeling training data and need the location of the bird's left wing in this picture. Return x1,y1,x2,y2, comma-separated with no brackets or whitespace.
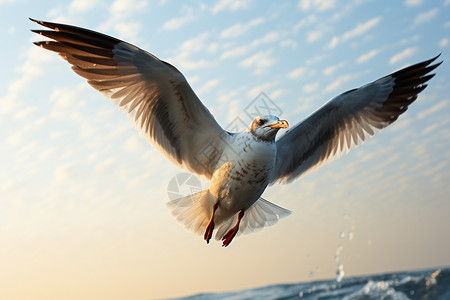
31,19,228,178
270,55,441,184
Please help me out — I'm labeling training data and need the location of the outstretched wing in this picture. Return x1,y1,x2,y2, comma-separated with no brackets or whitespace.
31,19,228,178
271,55,441,184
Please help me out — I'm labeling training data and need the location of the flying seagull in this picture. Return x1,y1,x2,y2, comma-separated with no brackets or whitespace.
31,18,441,247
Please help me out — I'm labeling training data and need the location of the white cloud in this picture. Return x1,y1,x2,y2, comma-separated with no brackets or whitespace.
167,52,212,71
439,38,448,47
293,14,317,32
162,9,196,30
323,62,345,76
405,0,422,6
342,17,381,41
303,82,319,93
220,18,264,39
328,17,381,49
220,31,281,60
240,50,275,74
287,67,306,79
357,48,381,63
325,73,356,92
306,29,323,43
196,79,221,95
112,21,142,41
389,47,417,64
220,45,248,60
413,8,438,26
180,32,210,53
69,0,99,13
212,0,252,14
246,82,275,99
298,0,336,11
280,39,297,48
417,99,449,119
328,36,339,49
99,0,147,41
110,0,147,17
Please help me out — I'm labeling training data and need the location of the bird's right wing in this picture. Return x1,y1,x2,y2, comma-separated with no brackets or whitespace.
31,19,230,178
270,55,441,184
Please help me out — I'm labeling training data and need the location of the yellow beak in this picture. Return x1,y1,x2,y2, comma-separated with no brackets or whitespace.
269,120,289,129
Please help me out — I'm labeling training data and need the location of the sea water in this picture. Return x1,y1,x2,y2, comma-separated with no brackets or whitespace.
170,267,450,300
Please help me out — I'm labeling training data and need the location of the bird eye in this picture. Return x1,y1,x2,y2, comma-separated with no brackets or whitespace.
258,119,265,126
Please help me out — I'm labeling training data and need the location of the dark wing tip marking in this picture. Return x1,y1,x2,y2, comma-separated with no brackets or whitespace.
380,54,443,125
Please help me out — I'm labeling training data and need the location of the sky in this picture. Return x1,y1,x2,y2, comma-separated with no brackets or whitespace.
1,0,449,299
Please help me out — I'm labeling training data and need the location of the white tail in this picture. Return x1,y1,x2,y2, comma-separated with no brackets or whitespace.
167,190,217,236
168,190,291,242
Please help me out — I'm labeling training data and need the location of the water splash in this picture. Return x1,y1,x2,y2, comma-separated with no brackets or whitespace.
336,264,345,282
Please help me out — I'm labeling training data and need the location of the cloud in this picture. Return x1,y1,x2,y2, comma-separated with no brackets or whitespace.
303,82,319,93
324,73,357,93
306,29,323,43
246,82,275,99
439,37,448,47
389,47,417,64
167,52,212,71
98,0,147,41
180,32,210,53
240,50,275,74
404,0,422,6
280,39,297,48
110,0,147,17
212,0,252,14
196,79,221,95
220,31,281,60
323,62,345,76
413,8,438,26
220,18,264,39
220,45,249,60
417,99,449,119
328,36,339,49
298,0,336,11
68,0,99,13
357,48,381,64
0,45,54,116
293,14,317,32
328,17,381,49
162,8,196,30
287,67,306,79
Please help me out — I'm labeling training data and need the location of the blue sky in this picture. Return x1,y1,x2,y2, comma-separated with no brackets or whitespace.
1,0,449,299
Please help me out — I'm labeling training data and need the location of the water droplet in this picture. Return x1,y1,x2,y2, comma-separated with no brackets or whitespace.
306,253,311,259
339,232,346,239
336,264,345,282
348,231,354,241
309,271,314,278
299,291,303,297
334,255,339,263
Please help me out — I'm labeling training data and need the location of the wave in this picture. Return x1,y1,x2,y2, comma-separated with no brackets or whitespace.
170,267,450,300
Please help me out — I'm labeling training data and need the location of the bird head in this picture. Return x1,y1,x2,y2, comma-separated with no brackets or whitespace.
247,115,289,142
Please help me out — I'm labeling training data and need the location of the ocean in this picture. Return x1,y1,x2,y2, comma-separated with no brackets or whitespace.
170,267,450,300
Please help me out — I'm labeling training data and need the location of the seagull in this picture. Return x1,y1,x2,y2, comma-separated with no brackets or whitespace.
31,18,441,247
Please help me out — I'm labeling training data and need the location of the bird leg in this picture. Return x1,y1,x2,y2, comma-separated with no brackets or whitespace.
204,203,218,244
222,209,245,247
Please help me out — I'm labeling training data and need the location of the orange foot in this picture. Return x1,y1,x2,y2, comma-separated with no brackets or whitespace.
222,210,245,247
204,203,218,244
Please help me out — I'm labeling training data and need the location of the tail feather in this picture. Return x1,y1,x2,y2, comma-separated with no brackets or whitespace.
167,190,217,236
214,197,291,241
